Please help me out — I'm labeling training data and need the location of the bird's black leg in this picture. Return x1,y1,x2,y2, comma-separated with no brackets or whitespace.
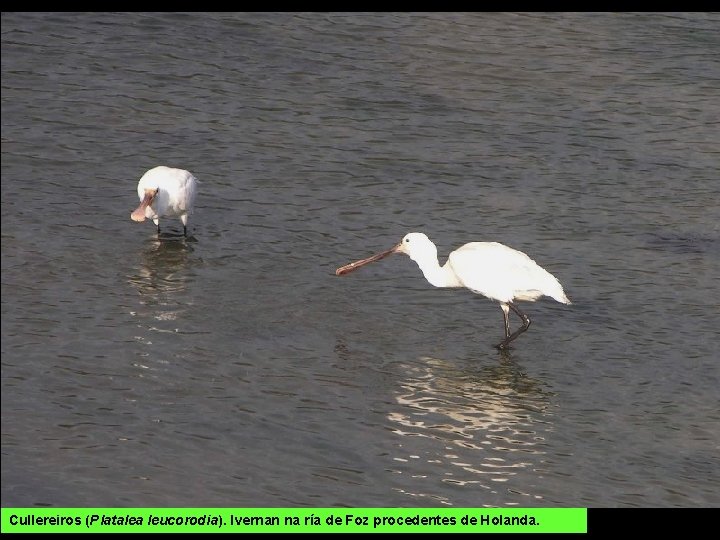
495,302,531,349
501,304,511,339
156,223,161,236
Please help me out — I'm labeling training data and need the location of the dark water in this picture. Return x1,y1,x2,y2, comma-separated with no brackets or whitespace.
2,12,719,508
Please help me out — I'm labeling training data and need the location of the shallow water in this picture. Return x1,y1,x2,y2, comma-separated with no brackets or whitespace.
2,12,719,507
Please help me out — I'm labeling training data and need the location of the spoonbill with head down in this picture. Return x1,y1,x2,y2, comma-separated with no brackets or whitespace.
336,232,571,349
131,166,198,236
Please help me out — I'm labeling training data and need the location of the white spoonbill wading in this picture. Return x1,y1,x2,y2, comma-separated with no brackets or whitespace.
336,232,571,349
131,166,198,236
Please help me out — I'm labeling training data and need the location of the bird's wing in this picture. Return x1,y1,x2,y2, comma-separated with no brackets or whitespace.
159,169,197,212
448,242,557,302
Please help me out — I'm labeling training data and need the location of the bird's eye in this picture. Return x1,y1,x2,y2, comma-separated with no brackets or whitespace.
405,238,410,243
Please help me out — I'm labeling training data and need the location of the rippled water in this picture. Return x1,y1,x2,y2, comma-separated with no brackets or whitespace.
2,12,719,508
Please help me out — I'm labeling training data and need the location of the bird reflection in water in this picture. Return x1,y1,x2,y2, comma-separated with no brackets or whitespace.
127,236,197,334
386,355,554,505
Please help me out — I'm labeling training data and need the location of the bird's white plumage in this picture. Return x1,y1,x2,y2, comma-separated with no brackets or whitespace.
132,166,198,232
448,241,569,304
398,232,570,305
337,232,571,348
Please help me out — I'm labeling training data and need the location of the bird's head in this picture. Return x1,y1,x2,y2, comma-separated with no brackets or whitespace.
335,232,437,276
130,187,159,222
396,232,437,263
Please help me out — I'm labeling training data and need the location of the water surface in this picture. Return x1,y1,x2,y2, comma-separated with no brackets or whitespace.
2,12,719,507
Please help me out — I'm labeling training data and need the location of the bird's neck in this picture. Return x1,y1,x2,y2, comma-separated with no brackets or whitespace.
413,255,463,288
